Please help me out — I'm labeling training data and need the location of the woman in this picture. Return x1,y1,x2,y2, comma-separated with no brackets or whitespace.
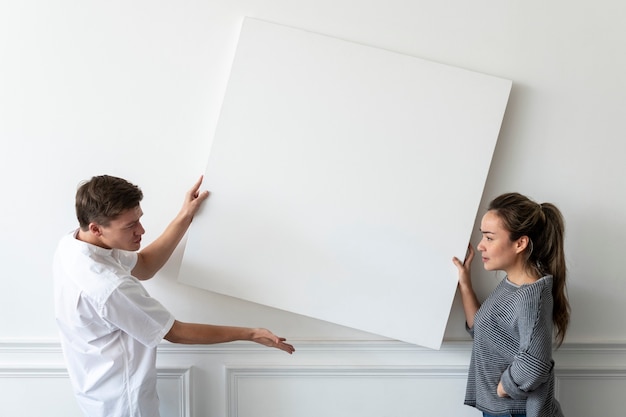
453,193,570,417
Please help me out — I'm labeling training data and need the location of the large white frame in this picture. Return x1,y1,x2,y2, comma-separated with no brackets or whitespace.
179,18,511,349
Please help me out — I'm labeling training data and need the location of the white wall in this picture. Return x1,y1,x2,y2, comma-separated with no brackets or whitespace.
1,341,625,416
1,0,625,416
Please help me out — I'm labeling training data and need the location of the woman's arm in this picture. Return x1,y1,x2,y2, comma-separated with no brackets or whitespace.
499,282,554,399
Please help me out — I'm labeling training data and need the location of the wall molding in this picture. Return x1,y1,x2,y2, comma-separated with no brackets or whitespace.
2,339,626,363
1,340,624,417
154,367,192,417
0,363,191,417
225,364,469,417
0,366,70,378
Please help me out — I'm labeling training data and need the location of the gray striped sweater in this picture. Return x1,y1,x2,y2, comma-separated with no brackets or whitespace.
465,276,564,417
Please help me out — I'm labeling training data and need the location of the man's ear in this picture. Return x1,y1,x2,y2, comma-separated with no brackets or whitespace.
88,223,104,237
515,236,530,254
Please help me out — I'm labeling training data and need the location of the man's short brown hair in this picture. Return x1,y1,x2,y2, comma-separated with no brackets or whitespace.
75,175,143,230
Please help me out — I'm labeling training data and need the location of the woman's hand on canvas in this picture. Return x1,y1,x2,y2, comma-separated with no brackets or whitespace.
453,244,475,288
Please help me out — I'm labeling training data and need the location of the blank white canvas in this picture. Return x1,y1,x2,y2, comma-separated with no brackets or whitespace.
179,18,511,349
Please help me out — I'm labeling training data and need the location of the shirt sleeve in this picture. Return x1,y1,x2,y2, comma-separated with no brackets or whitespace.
500,282,554,399
101,278,175,348
116,249,138,271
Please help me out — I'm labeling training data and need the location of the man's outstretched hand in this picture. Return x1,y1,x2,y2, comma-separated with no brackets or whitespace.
251,328,295,354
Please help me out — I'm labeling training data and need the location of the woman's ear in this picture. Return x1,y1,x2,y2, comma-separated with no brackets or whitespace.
515,235,530,254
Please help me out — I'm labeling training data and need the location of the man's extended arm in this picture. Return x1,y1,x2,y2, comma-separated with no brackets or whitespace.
164,320,295,354
132,176,209,280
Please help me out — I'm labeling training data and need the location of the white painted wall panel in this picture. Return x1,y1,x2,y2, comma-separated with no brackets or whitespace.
179,18,511,349
0,367,189,417
0,369,83,417
2,342,624,417
229,367,473,417
556,370,626,417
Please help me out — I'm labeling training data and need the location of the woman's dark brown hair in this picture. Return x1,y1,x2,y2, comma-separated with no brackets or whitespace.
489,192,570,347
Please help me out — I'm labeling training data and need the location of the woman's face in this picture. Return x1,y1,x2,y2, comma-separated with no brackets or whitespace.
476,210,522,272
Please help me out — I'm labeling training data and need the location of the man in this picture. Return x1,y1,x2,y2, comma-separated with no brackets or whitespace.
53,175,294,417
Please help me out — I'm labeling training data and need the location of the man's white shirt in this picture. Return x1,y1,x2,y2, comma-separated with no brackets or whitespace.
53,230,175,417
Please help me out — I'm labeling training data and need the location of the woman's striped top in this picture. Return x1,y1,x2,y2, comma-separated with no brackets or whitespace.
464,276,564,417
